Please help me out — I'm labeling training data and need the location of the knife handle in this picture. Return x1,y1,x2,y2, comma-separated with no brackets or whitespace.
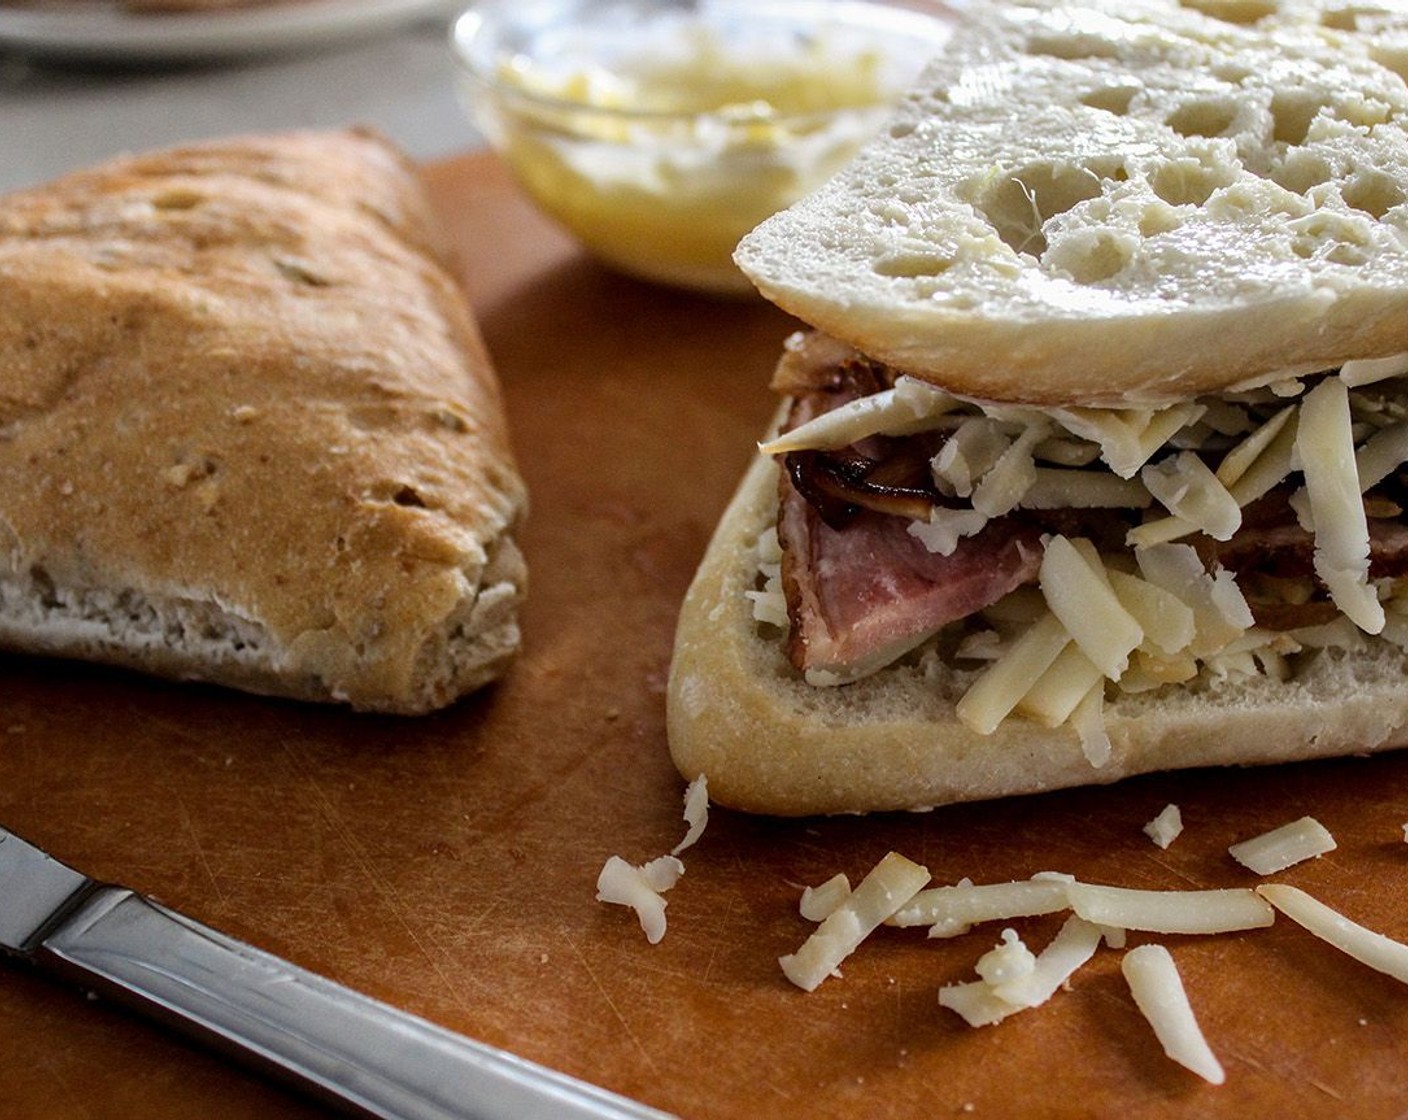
36,886,672,1120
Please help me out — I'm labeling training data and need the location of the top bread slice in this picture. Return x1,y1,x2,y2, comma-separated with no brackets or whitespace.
0,129,527,714
733,0,1408,406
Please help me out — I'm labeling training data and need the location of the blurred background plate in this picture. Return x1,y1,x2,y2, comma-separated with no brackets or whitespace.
0,0,463,62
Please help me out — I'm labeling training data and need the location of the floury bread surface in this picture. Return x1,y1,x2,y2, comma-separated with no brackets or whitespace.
733,0,1408,406
666,455,1408,816
0,129,527,713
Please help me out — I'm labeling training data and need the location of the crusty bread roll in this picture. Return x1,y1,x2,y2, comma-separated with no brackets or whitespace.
0,128,527,714
668,453,1408,816
734,0,1408,406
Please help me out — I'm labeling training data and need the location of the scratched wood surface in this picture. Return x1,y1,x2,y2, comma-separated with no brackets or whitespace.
2,151,1408,1119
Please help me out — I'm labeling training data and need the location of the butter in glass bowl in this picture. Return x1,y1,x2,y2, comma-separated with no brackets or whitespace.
451,0,956,295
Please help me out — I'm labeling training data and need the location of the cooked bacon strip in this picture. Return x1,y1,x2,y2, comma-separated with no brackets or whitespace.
1201,509,1408,581
779,477,1043,679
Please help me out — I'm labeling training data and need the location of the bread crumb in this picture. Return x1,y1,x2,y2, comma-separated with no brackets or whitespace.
230,405,259,423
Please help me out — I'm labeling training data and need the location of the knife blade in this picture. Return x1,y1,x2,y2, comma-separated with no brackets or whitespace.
0,826,675,1120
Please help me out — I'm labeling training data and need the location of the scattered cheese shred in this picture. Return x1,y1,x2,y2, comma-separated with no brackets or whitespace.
1257,884,1408,985
938,916,1104,1027
799,873,852,922
672,774,710,855
890,876,1072,933
1066,883,1274,934
991,916,1104,1009
779,852,930,992
975,928,1037,988
1122,945,1226,1085
1143,804,1184,850
1227,816,1336,875
595,855,684,945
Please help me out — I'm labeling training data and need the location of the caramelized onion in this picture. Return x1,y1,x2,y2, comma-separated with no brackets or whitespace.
784,449,939,528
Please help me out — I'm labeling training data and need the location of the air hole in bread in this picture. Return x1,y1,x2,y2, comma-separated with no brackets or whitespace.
1046,228,1134,284
392,485,427,508
1165,99,1239,139
1213,62,1253,83
28,565,57,609
1290,211,1373,265
1150,159,1230,208
1272,150,1335,195
150,187,204,211
970,163,1106,259
874,250,955,279
273,256,332,288
1372,43,1408,83
1174,0,1276,23
1342,170,1405,220
1080,86,1137,117
1024,32,1120,61
1270,91,1324,146
1317,6,1362,30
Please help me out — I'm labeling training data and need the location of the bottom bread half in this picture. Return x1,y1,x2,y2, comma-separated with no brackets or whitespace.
666,454,1408,816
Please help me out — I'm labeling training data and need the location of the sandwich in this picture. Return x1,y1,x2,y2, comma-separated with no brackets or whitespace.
0,128,527,714
666,0,1408,814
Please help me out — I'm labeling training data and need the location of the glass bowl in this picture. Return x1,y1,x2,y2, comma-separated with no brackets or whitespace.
450,0,955,295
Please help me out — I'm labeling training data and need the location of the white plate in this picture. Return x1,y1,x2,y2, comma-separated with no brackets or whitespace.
0,0,464,62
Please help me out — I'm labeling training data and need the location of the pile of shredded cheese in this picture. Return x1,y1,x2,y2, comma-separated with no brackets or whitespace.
755,358,1408,749
776,815,1408,1086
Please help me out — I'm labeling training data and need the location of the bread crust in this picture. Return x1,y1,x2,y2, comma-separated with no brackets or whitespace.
0,129,527,713
667,453,1408,815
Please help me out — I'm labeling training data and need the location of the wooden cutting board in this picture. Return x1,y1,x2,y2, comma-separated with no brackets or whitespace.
3,150,1408,1120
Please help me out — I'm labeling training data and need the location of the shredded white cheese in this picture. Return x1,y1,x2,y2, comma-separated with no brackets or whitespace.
799,873,852,922
1227,816,1336,875
956,612,1070,735
1140,451,1242,541
760,360,1408,741
1066,883,1274,934
1340,352,1408,387
938,916,1103,1027
975,928,1037,987
758,377,958,454
1143,804,1184,850
1258,884,1408,985
1296,377,1384,633
779,852,930,992
1122,944,1226,1085
1039,535,1142,679
595,855,685,945
890,876,1072,933
672,774,710,855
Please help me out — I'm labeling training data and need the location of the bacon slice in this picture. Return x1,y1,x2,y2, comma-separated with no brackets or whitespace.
779,478,1043,680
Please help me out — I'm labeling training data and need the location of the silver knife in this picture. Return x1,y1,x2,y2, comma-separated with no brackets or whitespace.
0,825,675,1120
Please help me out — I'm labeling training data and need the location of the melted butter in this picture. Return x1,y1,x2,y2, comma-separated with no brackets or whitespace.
490,26,898,294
